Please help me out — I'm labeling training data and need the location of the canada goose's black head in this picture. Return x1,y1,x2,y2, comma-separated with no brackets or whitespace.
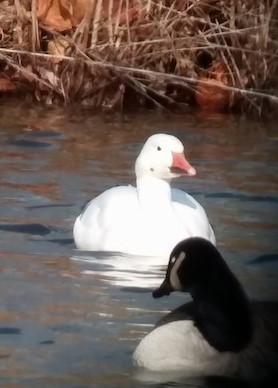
153,237,232,298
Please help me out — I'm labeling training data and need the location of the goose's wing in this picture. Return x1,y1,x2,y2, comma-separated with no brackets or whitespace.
171,188,216,244
79,185,137,227
73,185,139,250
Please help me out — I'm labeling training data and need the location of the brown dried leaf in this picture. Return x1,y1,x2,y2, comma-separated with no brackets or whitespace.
37,0,141,32
37,0,91,32
37,67,60,87
209,60,229,84
0,76,16,91
115,4,139,25
48,37,69,63
195,78,230,112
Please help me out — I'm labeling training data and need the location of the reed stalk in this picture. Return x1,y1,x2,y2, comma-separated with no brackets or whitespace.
0,0,277,116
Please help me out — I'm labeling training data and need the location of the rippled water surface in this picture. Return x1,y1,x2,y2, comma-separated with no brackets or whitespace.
0,101,277,387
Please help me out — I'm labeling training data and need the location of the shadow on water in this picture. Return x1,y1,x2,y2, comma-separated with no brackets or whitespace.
0,327,21,335
0,222,74,247
0,102,277,387
247,254,278,265
9,139,53,148
0,223,53,235
204,192,278,203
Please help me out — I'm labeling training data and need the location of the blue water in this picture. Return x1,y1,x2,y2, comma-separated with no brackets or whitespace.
0,101,277,387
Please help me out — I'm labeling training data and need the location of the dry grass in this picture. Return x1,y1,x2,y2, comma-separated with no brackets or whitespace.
0,0,277,116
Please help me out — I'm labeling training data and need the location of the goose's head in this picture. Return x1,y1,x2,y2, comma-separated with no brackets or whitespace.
153,237,230,298
135,134,196,180
153,238,254,354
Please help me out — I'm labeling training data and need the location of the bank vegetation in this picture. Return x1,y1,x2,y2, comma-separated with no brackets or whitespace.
0,0,277,116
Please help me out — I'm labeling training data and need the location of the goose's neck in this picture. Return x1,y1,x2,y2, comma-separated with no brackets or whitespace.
136,176,172,210
190,273,253,352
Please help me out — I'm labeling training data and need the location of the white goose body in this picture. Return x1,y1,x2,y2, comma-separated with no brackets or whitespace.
73,134,215,257
133,238,278,382
134,320,238,376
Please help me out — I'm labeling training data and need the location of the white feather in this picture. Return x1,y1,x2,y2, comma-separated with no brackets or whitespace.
73,134,215,257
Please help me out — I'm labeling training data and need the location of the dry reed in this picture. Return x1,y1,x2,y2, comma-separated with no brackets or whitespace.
0,0,277,116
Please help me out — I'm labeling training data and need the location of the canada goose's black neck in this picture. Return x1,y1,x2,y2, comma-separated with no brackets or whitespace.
189,255,254,353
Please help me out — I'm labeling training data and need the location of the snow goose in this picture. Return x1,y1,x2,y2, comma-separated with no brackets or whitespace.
73,134,215,257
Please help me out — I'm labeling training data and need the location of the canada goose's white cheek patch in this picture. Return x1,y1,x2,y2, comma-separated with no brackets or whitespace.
169,251,186,291
170,256,177,264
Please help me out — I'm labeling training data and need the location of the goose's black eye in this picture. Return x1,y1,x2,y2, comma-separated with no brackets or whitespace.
157,146,161,151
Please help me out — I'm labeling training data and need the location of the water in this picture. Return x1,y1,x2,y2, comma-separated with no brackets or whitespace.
0,101,277,387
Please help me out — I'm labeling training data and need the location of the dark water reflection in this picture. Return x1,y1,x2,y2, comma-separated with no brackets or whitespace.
0,101,277,387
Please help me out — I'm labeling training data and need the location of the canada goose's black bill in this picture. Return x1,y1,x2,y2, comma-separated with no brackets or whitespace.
152,278,173,298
